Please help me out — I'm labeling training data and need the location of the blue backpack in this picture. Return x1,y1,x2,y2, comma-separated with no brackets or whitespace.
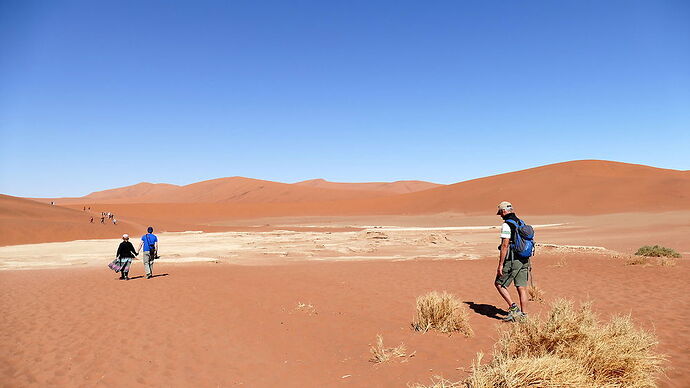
505,219,535,258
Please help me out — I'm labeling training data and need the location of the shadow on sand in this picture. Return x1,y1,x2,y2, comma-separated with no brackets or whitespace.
464,301,508,320
127,273,169,280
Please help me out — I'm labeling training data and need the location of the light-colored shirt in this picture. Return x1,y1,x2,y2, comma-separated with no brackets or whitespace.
500,222,511,239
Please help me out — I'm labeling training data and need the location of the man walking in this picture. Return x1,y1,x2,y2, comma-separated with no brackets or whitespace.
137,226,158,279
494,201,530,321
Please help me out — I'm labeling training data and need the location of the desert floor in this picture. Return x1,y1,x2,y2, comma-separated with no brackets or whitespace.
1,215,688,387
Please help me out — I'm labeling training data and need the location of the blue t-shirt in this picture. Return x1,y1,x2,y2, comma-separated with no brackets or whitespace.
141,233,158,251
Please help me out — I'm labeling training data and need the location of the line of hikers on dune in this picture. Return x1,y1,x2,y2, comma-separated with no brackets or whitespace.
108,226,159,280
107,201,534,322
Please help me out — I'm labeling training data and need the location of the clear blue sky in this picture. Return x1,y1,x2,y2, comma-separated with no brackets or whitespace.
1,1,688,197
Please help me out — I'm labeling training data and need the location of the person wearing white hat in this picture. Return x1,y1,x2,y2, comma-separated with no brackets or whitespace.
115,234,137,280
495,201,530,321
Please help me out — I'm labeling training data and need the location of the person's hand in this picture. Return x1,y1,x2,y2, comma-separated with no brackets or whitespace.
497,266,503,277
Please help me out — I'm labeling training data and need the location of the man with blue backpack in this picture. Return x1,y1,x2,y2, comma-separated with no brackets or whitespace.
137,226,159,279
494,201,535,322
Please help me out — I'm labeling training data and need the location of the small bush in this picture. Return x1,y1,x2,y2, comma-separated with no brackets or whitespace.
413,291,473,336
464,299,664,388
635,245,681,258
527,284,545,303
369,334,406,363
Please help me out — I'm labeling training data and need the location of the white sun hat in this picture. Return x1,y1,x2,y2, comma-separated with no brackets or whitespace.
122,234,129,239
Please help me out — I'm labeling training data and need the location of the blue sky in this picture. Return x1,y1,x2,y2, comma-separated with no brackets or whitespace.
1,1,688,197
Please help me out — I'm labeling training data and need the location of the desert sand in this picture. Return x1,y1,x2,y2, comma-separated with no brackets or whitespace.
1,160,688,387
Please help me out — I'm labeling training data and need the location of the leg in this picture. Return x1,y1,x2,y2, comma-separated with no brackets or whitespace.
495,283,514,307
143,252,152,277
516,286,528,313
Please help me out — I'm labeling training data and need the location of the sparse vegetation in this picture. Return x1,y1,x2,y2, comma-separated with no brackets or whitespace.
527,284,545,303
369,334,406,363
408,376,462,388
626,256,651,266
464,299,664,388
412,291,473,336
552,256,567,267
657,257,677,267
635,245,681,258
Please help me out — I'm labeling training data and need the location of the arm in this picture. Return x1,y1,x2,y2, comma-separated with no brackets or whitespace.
497,238,510,276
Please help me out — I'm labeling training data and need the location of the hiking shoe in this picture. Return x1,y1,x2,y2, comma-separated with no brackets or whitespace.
146,274,152,279
502,304,522,322
514,311,528,321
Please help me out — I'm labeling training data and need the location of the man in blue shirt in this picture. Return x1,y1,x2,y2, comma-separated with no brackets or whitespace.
137,226,158,279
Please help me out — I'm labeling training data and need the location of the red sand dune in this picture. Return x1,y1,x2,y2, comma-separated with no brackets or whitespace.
0,194,143,246
55,160,690,224
294,179,442,194
46,177,398,204
356,159,690,215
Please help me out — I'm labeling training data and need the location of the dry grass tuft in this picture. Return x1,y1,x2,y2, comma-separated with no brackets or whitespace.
369,334,406,363
527,284,545,303
464,299,664,388
408,376,463,388
552,256,568,267
657,257,677,267
413,291,473,336
626,256,651,266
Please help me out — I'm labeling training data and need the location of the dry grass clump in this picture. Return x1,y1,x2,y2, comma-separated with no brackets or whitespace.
635,245,681,258
408,376,462,388
369,334,406,363
657,257,677,267
412,291,473,336
464,299,664,388
527,284,545,303
626,255,651,266
552,256,567,267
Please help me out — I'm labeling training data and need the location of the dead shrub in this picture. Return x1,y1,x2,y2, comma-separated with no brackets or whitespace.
464,299,664,388
413,291,473,336
369,334,406,363
527,284,545,303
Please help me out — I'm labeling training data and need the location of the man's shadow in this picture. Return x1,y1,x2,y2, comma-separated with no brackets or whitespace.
129,273,169,280
464,301,508,320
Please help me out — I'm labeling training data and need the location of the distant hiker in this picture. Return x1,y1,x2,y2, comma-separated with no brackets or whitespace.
137,226,158,279
110,234,137,280
83,206,86,211
112,218,117,225
90,217,94,223
101,216,105,223
494,201,535,322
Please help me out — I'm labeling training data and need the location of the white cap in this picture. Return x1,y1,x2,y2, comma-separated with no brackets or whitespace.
122,234,129,239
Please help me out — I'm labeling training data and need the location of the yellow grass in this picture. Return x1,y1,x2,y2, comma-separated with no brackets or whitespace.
464,299,664,388
369,334,406,363
657,257,677,267
412,291,473,336
408,376,462,388
552,256,567,267
527,284,545,303
626,256,651,266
